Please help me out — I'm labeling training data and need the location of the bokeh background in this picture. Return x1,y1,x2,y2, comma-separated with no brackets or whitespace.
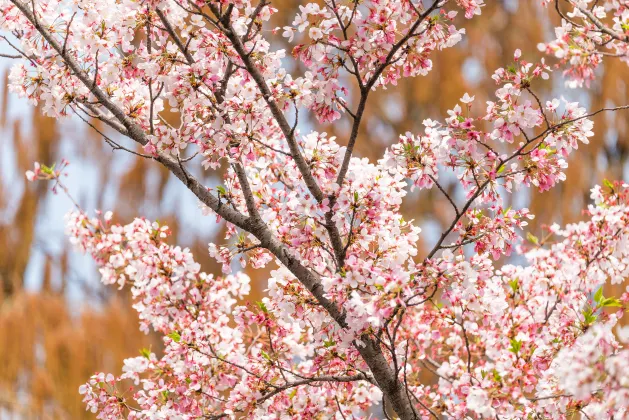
1,1,628,418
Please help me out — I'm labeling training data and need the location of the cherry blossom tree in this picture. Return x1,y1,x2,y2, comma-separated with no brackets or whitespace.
4,0,629,418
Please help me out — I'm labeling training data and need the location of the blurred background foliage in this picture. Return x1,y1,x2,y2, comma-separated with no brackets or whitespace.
0,0,628,418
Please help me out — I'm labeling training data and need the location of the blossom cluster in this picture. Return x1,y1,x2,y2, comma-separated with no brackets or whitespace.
538,0,629,87
71,181,629,418
402,182,629,418
69,211,382,418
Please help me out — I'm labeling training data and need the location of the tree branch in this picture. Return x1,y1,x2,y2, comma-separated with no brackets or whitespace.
156,8,196,65
256,374,372,404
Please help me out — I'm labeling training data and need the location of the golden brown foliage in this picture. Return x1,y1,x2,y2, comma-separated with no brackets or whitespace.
0,291,161,419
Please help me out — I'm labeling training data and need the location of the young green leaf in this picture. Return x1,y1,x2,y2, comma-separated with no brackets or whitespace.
526,232,539,245
594,287,604,305
509,339,522,355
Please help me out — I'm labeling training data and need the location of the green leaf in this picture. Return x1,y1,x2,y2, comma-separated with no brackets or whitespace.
324,339,335,348
256,301,268,313
601,297,623,308
592,288,622,308
509,339,523,355
603,178,615,191
261,350,271,361
289,389,297,399
594,287,604,305
582,307,598,325
139,348,151,359
41,164,53,175
508,278,519,294
167,331,181,343
497,164,506,174
354,191,359,202
526,232,539,245
216,185,226,195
